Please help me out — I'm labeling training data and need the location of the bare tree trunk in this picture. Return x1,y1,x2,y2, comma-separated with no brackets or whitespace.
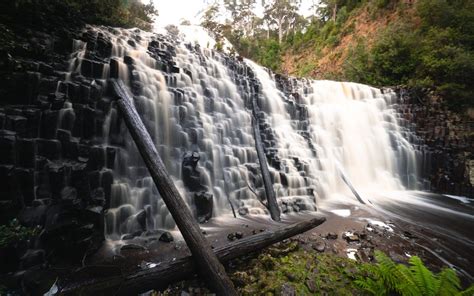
108,79,237,296
251,95,281,222
278,18,283,44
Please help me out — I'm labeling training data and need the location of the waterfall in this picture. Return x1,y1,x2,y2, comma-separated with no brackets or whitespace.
64,25,422,239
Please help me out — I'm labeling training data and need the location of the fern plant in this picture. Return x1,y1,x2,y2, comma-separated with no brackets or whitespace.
355,251,474,296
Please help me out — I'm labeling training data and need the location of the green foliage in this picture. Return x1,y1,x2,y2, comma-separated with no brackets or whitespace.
341,0,474,110
231,242,372,295
256,39,282,71
355,251,473,296
0,0,157,31
230,242,473,296
0,219,38,248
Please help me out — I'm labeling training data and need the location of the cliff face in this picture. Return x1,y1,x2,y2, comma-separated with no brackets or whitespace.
0,24,108,282
396,89,473,196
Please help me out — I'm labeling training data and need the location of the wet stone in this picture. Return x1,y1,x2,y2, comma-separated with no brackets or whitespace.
36,139,61,160
238,207,249,216
312,240,326,252
325,232,338,240
40,110,58,139
343,232,360,242
136,210,147,231
5,115,27,135
194,191,213,223
0,133,16,165
159,231,174,243
280,283,296,296
306,279,316,293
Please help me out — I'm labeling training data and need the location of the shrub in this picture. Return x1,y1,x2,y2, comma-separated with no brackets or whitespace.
1,0,157,31
0,219,38,248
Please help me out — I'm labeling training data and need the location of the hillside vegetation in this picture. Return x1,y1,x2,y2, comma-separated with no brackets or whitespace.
0,0,157,31
222,0,474,111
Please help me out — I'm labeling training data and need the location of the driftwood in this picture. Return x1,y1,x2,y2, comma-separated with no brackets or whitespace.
108,79,237,295
59,217,326,295
251,95,281,222
339,169,366,205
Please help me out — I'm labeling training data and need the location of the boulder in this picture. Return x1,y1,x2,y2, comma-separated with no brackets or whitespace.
194,191,213,223
182,151,207,192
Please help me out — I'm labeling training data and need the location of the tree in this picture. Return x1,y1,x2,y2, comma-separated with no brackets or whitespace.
264,0,301,44
317,0,361,22
223,0,257,37
200,2,225,50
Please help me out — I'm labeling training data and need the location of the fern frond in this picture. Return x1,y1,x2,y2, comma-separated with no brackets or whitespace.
457,284,474,296
396,263,421,296
374,251,399,290
355,278,388,296
435,268,460,296
409,256,436,296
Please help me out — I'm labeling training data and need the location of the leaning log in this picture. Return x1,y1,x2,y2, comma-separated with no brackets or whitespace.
338,167,365,204
59,217,326,295
108,79,237,295
251,95,281,221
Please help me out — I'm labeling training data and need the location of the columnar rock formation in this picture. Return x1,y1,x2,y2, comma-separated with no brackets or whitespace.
0,24,471,288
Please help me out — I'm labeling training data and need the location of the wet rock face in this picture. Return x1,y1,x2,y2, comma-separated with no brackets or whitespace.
395,88,473,197
0,24,117,275
182,151,206,192
194,191,213,223
181,152,215,223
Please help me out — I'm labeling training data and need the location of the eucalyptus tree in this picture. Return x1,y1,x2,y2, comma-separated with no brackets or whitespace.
223,0,257,37
263,0,302,44
200,2,225,49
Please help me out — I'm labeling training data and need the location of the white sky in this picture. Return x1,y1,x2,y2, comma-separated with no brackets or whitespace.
150,0,317,28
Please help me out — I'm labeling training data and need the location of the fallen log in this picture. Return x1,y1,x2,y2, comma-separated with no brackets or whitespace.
108,79,237,295
251,95,281,221
59,217,326,295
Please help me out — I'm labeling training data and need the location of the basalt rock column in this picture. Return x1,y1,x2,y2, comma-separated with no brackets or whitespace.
111,79,237,295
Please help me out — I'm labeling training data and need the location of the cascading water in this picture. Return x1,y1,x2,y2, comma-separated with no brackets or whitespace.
246,62,422,207
65,25,422,239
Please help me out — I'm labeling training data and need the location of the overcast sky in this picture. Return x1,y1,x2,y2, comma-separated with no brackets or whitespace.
150,0,317,28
